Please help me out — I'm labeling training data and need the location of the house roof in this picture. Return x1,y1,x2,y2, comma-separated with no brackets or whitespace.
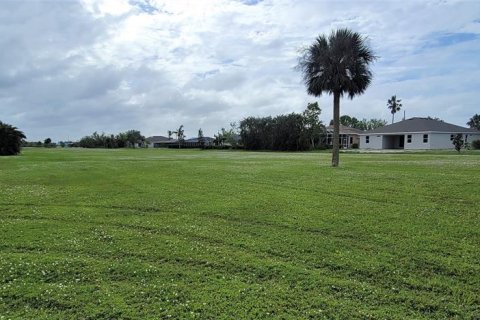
185,137,215,143
146,136,176,143
326,125,364,135
362,117,479,134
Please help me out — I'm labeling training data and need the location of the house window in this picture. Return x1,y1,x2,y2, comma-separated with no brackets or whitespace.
450,134,454,141
423,134,428,143
407,135,412,143
366,136,370,144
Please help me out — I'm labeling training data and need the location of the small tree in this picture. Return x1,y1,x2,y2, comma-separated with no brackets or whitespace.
124,130,144,148
0,121,26,156
452,134,464,153
44,138,52,147
303,102,324,149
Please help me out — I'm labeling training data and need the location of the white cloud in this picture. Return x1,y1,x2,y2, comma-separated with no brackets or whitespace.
0,0,479,141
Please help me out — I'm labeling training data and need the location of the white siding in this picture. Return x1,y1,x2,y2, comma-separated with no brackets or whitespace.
404,133,430,150
429,133,454,149
429,133,480,149
360,132,480,150
360,134,383,149
466,134,480,146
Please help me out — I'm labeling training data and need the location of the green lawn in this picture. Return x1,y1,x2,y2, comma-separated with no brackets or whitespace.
1,148,479,319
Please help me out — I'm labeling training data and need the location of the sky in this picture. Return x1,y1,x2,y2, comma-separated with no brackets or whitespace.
1,0,479,141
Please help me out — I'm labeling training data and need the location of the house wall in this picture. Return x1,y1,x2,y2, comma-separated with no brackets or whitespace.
403,133,430,150
428,133,480,149
360,134,383,149
428,133,454,149
361,133,480,150
467,134,480,145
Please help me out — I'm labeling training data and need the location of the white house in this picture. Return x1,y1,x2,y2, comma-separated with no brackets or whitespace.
359,117,480,150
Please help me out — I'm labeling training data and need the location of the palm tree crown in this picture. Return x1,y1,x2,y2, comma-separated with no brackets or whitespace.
299,28,375,99
298,28,375,166
387,95,402,123
0,121,26,156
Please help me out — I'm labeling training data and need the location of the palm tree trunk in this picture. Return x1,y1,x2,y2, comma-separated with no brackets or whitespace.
392,113,394,124
332,92,340,167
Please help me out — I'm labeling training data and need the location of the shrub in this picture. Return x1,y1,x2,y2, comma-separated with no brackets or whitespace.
352,143,359,149
452,134,464,153
471,140,480,149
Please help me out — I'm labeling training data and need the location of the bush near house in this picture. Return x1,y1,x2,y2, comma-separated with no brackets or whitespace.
471,139,480,149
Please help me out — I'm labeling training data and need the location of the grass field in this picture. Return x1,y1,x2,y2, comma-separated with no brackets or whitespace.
1,148,479,319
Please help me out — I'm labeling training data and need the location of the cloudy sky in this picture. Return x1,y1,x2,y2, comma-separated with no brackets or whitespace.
1,0,479,141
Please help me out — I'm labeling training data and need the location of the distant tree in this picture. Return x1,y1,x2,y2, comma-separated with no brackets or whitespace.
198,128,205,149
176,125,185,148
59,141,66,148
213,132,226,146
387,95,402,124
467,114,480,130
330,115,360,128
168,130,173,140
303,102,324,149
271,113,310,151
239,116,272,150
0,121,26,156
217,123,239,148
116,132,128,148
44,138,52,147
452,134,464,153
298,28,376,166
239,114,310,151
356,118,387,130
124,130,144,148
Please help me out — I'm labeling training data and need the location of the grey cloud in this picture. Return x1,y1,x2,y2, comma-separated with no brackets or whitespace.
1,0,479,141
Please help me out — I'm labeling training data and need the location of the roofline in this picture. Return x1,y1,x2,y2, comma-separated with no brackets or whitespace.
359,131,480,135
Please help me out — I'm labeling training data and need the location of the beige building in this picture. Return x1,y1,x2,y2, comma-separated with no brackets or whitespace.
326,125,363,149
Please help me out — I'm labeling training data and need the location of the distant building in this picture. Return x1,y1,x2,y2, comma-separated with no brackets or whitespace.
183,137,215,147
359,117,480,150
146,136,214,148
146,136,177,148
326,125,363,149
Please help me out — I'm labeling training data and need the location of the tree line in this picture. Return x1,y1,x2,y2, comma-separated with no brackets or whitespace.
2,112,480,156
76,130,145,148
329,115,387,131
239,102,323,151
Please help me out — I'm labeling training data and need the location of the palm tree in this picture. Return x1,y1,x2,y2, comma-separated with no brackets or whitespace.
387,95,402,124
0,121,26,156
298,28,375,167
467,114,480,130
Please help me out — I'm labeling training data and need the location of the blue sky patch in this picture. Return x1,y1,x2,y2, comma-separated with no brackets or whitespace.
427,32,479,48
238,0,264,6
129,0,159,14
